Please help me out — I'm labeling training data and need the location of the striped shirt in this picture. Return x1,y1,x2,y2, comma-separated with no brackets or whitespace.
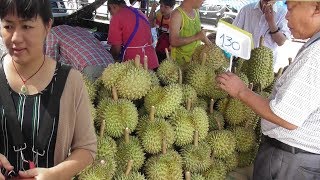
0,63,60,171
262,32,320,154
46,25,114,71
233,2,291,65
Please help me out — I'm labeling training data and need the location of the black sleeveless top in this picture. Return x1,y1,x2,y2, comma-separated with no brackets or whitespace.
0,62,60,172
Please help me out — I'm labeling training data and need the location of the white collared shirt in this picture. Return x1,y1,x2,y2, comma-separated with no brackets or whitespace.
233,2,291,65
262,32,320,154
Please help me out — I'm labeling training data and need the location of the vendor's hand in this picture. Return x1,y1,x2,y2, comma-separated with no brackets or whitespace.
197,29,212,45
216,72,248,99
18,168,59,180
262,2,275,25
0,154,14,180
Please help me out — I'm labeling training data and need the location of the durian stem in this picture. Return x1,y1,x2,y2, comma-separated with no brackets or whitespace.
112,86,118,101
165,48,171,61
186,98,192,111
288,57,293,65
134,55,141,68
185,171,191,180
149,106,155,122
125,160,134,176
259,36,264,47
193,131,199,147
216,115,222,131
200,53,207,66
162,139,167,155
211,151,215,161
99,120,106,138
210,99,214,114
276,68,284,79
143,55,148,70
124,128,130,144
248,83,254,91
232,67,237,75
178,68,183,85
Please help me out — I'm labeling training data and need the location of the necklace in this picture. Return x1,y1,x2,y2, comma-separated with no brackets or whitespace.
12,55,46,95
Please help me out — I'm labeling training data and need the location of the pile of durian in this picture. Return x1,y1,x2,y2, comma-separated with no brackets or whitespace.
80,40,283,180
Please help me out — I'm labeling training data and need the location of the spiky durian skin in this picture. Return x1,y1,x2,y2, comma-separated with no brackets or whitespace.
223,152,239,172
139,119,176,154
145,150,183,180
181,142,211,173
144,84,182,117
101,99,138,138
113,172,146,180
237,144,258,168
89,102,96,124
170,107,209,146
117,67,152,100
216,98,229,114
191,173,206,180
185,64,216,96
224,98,247,126
242,46,274,89
115,136,145,172
208,110,225,131
83,74,97,102
78,160,116,180
101,62,133,88
203,160,227,180
97,136,117,160
182,84,198,106
95,85,112,104
232,126,256,152
149,70,160,88
193,98,208,111
156,60,180,85
206,130,236,159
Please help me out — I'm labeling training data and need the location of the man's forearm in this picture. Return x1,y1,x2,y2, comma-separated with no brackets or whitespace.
269,23,287,46
238,88,297,130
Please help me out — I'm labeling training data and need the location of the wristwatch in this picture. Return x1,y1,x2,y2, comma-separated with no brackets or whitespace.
269,27,280,34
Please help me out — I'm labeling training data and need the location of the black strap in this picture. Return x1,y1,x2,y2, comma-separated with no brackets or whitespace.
35,63,71,153
0,54,24,149
0,54,71,153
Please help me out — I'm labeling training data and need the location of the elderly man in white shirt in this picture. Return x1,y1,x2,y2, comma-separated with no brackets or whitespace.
233,0,291,69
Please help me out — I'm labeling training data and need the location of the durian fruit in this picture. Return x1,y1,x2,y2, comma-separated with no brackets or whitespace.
237,143,259,168
208,99,225,131
216,98,229,114
241,37,274,90
149,70,160,88
223,152,238,172
113,160,146,180
181,131,211,173
264,67,284,93
203,160,227,180
224,98,248,126
83,74,98,102
144,84,182,117
192,44,228,71
182,84,198,108
233,125,256,152
185,54,216,96
95,85,112,104
192,97,208,111
138,106,176,154
206,125,236,159
185,171,206,180
101,61,134,88
115,128,145,172
116,55,152,100
99,88,138,138
170,103,209,147
78,159,116,180
97,136,117,160
145,140,183,180
89,102,97,125
156,59,181,85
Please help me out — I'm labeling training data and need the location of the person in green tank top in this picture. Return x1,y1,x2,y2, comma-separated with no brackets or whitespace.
169,0,211,66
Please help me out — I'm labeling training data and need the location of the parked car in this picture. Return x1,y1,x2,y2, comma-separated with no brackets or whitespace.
199,2,238,26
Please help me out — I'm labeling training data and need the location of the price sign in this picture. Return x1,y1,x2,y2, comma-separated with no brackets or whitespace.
215,20,253,60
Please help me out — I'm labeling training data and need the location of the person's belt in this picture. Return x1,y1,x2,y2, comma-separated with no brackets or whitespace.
263,135,315,154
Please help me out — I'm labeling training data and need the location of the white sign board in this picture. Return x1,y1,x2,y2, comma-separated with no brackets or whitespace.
215,20,253,60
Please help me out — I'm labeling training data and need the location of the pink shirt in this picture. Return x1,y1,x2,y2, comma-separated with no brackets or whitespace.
108,7,159,69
